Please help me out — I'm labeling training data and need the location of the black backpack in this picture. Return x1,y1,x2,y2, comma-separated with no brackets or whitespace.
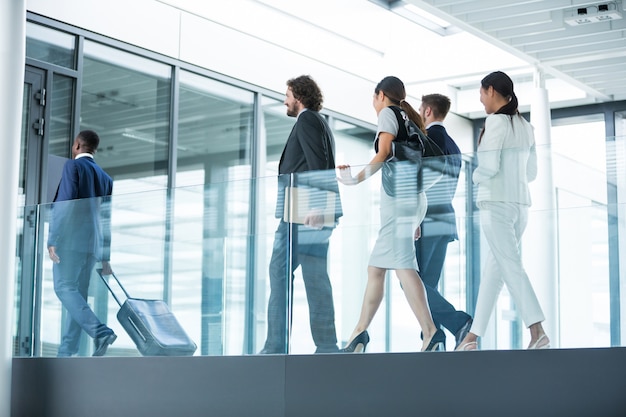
376,106,446,197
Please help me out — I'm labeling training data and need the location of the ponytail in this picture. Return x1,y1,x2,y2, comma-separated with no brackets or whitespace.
375,76,426,134
400,100,426,134
495,92,519,117
478,71,520,145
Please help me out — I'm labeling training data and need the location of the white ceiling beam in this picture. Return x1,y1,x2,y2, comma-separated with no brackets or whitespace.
474,12,553,32
440,0,593,15
521,32,626,54
535,41,626,61
403,66,533,88
405,0,613,101
487,16,566,40
546,49,626,66
426,0,479,8
582,66,626,78
569,71,626,84
559,56,626,72
508,17,626,46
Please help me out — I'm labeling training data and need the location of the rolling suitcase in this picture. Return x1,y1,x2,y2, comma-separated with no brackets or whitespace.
97,269,197,356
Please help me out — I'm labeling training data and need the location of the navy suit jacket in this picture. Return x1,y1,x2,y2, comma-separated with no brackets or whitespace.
48,155,113,259
423,124,462,239
275,109,343,222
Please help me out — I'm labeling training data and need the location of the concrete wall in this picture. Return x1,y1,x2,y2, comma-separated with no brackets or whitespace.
12,348,626,417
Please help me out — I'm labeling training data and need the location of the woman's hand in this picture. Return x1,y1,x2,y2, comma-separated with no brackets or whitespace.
337,165,358,185
414,226,422,241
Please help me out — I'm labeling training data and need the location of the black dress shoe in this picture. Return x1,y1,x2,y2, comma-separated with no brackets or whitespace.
454,318,473,350
258,347,285,354
315,345,340,354
340,330,369,353
93,332,117,357
424,329,445,352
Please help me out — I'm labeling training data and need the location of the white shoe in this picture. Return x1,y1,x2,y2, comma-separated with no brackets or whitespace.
455,341,478,351
528,334,550,350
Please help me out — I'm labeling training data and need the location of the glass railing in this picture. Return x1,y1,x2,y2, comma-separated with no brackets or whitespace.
13,138,626,356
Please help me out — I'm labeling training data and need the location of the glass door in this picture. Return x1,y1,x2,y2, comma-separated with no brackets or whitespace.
16,65,76,356
15,66,46,356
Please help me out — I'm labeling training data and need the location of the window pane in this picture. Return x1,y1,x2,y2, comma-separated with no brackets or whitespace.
39,41,175,356
174,71,255,355
48,74,74,158
80,40,171,188
613,111,626,345
177,71,254,186
552,117,609,348
330,120,383,351
26,22,75,69
257,96,293,353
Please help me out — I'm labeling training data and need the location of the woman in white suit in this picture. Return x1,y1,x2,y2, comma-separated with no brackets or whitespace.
456,71,550,351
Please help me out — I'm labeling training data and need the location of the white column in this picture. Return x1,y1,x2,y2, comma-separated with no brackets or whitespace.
524,68,559,345
0,1,26,416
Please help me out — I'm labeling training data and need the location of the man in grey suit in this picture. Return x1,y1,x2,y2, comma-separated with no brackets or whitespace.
48,130,116,357
416,94,473,349
260,75,342,354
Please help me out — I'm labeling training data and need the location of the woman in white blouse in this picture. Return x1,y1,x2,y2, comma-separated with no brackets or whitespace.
456,71,550,351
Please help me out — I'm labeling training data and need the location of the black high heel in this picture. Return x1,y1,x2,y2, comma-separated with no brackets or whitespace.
424,329,445,352
340,330,370,353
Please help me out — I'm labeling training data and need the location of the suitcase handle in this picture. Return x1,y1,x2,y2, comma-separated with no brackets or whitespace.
97,268,131,307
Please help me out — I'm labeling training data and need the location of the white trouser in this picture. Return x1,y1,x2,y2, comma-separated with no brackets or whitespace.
471,201,545,336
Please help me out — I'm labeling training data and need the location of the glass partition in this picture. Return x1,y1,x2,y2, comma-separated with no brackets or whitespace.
16,138,626,357
80,40,172,187
26,22,76,69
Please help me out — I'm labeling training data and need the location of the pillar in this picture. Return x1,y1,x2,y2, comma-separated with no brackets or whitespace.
0,1,26,415
524,68,558,345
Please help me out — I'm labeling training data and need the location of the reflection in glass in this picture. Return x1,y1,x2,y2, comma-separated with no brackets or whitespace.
26,22,75,69
35,41,176,356
21,149,626,356
80,40,171,189
19,83,31,207
552,119,609,348
278,116,378,354
14,20,626,355
15,86,31,355
177,71,254,186
175,71,255,355
48,75,75,158
256,96,293,353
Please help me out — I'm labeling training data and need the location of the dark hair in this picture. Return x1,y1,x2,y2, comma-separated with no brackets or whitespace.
478,71,522,145
77,129,100,153
480,71,518,116
375,76,425,133
421,93,451,120
287,75,323,112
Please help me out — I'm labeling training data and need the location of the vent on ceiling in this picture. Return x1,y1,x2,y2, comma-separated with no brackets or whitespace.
564,2,623,25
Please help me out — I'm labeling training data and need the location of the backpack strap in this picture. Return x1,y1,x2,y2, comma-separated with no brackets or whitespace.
388,106,411,142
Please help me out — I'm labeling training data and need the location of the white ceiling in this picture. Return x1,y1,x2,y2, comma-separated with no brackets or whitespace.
73,0,626,120
406,0,626,115
239,0,626,118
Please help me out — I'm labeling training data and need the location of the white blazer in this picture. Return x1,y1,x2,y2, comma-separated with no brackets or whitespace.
473,113,537,205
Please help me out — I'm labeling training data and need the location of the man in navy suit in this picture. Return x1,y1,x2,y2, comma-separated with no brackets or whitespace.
48,130,116,357
416,94,473,349
260,75,342,354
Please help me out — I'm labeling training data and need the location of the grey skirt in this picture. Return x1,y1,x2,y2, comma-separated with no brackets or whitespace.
368,188,427,270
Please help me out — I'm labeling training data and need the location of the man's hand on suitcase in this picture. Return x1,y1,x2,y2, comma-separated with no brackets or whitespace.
48,246,60,264
101,261,113,276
